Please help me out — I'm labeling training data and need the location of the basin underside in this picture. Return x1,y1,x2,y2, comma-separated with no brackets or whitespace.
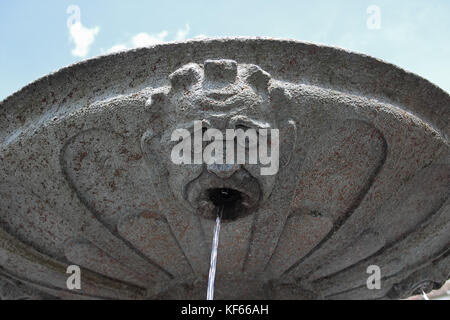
0,38,449,300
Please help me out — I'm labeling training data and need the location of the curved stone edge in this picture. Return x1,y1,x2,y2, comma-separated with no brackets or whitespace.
1,37,448,139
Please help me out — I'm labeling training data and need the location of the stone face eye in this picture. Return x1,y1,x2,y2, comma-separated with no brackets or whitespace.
235,124,250,131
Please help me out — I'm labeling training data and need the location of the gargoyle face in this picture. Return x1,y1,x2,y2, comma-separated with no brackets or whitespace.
144,60,293,221
163,113,278,221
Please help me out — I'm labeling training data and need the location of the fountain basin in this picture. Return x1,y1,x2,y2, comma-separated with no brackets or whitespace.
0,38,448,300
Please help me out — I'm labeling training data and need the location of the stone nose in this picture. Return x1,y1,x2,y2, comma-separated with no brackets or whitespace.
207,163,240,179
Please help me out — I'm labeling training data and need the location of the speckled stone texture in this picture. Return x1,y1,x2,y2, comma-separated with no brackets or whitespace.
0,38,448,300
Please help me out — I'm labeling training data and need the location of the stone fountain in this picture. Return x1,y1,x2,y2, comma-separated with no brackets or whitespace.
0,38,448,300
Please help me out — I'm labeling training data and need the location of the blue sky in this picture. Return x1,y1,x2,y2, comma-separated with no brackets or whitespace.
1,0,449,101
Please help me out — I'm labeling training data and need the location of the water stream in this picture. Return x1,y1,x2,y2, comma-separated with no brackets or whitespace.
207,206,222,300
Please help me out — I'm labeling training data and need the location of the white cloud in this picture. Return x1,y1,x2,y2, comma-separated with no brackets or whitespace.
175,24,190,41
106,24,192,53
69,22,99,57
107,44,128,54
132,31,169,47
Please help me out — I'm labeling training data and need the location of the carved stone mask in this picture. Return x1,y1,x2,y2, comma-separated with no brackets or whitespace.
141,59,296,221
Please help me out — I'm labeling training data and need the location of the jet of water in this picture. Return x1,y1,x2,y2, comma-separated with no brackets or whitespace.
207,207,222,300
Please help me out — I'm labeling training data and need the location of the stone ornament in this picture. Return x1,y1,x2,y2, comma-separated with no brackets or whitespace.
0,38,448,300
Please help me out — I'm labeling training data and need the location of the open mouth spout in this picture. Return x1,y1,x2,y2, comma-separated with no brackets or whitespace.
206,188,247,221
185,171,261,221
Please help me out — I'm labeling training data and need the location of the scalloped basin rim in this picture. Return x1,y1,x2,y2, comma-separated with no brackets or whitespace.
1,37,449,137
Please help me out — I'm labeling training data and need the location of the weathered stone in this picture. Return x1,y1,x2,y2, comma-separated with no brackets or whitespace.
0,38,448,300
